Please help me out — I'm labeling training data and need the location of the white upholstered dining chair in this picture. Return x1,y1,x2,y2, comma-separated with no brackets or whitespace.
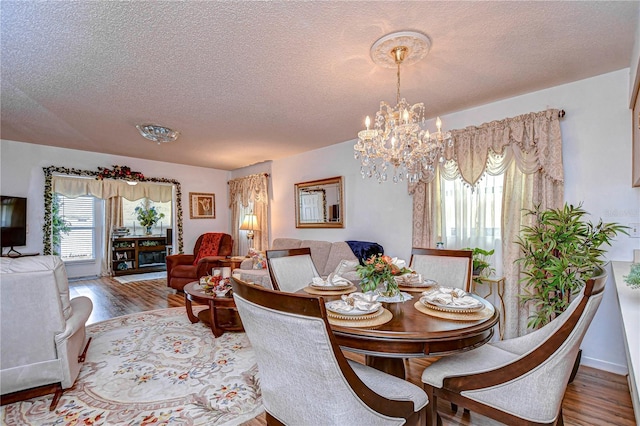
231,277,428,425
266,247,320,293
409,248,473,292
420,269,608,426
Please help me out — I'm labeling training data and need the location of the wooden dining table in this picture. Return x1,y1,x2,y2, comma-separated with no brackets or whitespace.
303,289,500,379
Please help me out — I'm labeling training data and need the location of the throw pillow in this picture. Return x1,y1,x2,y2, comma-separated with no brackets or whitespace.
333,259,359,276
345,240,385,264
249,248,266,269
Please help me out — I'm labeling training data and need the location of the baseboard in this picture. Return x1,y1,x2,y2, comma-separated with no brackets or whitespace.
581,355,629,376
68,275,100,282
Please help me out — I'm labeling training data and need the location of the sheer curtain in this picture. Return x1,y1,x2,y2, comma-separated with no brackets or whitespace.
410,109,564,338
439,173,503,276
228,173,269,255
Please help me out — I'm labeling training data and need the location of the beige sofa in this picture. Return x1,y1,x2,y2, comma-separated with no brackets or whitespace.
0,255,93,408
233,238,364,288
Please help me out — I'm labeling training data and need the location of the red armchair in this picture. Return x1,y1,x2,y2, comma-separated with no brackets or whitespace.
166,233,233,291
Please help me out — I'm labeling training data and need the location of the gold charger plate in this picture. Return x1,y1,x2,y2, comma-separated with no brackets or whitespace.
414,300,495,321
328,308,393,328
303,284,357,295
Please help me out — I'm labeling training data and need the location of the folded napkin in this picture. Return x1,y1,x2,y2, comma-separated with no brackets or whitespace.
329,292,381,313
391,257,407,269
394,273,424,286
421,287,482,309
312,273,352,287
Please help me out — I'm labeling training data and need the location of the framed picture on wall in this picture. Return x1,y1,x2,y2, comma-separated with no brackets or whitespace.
189,192,216,219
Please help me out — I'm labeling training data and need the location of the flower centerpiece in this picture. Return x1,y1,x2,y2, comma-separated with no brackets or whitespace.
200,275,232,296
134,205,165,235
356,254,414,297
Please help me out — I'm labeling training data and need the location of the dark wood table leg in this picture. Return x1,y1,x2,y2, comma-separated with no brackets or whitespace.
208,300,223,337
184,294,199,323
365,354,406,379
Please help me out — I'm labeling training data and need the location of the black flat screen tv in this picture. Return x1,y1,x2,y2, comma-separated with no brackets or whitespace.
1,196,27,256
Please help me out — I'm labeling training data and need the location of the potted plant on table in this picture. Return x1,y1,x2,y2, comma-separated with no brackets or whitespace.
516,203,627,329
135,205,165,235
463,247,495,284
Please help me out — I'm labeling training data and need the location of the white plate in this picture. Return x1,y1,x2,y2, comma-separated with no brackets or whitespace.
401,278,438,288
326,300,381,316
421,294,484,312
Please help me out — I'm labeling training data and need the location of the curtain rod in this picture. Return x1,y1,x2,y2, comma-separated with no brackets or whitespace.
227,173,269,184
558,109,566,118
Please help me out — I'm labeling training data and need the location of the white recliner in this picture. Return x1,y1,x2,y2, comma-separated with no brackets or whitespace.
0,255,93,409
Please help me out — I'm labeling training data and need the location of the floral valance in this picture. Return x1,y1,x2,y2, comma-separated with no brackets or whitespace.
53,175,172,202
410,109,563,192
228,173,269,208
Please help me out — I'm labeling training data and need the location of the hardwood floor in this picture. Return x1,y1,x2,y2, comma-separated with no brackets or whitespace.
69,276,636,426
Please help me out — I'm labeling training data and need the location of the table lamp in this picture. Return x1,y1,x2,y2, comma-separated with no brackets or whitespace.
240,213,259,249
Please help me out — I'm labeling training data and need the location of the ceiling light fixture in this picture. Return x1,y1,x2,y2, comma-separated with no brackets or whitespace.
136,124,180,144
354,31,452,184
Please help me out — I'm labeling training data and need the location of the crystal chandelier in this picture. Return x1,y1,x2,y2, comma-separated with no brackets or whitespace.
136,124,180,144
354,31,452,184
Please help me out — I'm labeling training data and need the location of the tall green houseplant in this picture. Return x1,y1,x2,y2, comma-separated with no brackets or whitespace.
51,196,70,256
516,203,627,329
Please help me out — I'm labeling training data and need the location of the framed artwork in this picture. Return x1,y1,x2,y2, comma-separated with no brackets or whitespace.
189,192,215,219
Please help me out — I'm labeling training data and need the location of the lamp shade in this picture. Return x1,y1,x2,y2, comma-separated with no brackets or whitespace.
240,214,259,231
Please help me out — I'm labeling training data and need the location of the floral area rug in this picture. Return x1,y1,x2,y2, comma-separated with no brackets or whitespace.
1,307,263,425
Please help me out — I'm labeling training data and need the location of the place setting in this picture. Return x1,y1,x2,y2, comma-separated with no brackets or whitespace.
414,286,495,321
325,292,393,328
394,272,439,293
303,273,358,295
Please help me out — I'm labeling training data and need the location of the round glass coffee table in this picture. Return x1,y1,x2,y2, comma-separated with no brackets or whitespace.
183,281,243,337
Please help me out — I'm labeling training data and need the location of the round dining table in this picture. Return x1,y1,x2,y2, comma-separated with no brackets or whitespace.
308,290,500,379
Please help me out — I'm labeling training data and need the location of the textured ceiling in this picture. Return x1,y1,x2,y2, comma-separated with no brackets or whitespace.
1,1,638,170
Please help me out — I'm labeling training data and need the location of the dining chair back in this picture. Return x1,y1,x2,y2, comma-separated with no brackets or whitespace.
421,269,608,426
409,248,473,291
231,277,428,426
266,248,320,292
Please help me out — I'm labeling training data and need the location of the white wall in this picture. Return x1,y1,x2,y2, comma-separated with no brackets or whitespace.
268,69,639,374
0,140,231,277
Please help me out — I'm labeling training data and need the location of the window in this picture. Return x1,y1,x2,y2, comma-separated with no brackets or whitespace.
57,194,95,261
122,198,172,235
439,173,504,274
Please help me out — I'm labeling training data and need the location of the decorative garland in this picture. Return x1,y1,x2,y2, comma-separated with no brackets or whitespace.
42,165,184,256
96,165,145,181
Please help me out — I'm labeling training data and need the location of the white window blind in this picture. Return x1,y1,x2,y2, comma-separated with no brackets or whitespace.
57,194,95,261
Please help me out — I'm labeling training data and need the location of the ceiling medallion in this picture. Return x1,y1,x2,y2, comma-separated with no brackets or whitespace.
136,124,180,144
354,31,452,184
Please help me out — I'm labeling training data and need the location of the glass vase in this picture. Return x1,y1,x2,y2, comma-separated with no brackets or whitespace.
380,280,401,298
145,225,152,235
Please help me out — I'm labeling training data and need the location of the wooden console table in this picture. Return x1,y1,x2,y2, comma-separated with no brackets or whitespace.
111,236,166,276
